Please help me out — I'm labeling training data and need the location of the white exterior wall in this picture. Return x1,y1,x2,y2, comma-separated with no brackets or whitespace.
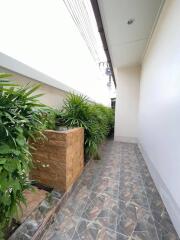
0,67,67,108
114,66,140,143
139,0,180,235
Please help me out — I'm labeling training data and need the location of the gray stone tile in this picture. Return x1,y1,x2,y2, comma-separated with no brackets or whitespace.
47,231,68,240
42,141,180,240
132,231,154,240
74,218,129,240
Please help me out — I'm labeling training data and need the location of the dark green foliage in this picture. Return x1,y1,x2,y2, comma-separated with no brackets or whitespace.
86,103,114,158
57,93,114,159
41,108,57,130
59,94,91,129
0,74,48,238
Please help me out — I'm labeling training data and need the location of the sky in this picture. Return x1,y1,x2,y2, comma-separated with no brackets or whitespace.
0,0,114,105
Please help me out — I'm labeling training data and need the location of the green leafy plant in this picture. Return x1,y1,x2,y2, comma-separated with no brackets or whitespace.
56,93,114,160
0,73,48,238
40,107,57,130
58,94,91,128
86,103,114,158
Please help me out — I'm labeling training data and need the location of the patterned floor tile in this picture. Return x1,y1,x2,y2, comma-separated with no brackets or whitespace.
53,214,79,239
43,141,179,240
73,219,129,240
131,231,154,240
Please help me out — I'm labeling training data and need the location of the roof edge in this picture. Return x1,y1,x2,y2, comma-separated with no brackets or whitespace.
90,0,117,88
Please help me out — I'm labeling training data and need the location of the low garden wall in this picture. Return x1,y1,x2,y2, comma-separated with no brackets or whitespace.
30,128,84,192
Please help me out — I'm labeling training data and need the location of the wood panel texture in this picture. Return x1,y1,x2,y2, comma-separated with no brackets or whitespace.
30,128,84,192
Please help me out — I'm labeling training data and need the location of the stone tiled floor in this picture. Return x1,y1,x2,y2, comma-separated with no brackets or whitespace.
43,141,179,240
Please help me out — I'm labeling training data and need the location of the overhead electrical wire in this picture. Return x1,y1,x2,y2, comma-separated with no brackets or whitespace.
62,0,104,63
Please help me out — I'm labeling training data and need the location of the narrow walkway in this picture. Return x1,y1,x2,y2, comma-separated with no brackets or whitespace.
44,141,179,240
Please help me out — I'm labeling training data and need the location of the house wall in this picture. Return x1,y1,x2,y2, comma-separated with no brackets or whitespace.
139,0,180,235
0,66,67,108
114,66,140,143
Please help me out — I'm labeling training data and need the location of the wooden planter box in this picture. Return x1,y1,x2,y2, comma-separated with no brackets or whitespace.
30,128,84,192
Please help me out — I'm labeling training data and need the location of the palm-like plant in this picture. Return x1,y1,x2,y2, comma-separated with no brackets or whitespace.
57,93,114,160
60,94,91,129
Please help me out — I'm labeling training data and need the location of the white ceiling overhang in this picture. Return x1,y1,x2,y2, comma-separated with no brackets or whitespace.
97,0,165,68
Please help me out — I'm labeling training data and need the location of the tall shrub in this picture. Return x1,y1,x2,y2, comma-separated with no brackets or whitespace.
0,74,47,238
90,103,115,137
57,93,114,159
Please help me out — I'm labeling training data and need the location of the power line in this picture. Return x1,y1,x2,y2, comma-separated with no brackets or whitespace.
62,0,105,63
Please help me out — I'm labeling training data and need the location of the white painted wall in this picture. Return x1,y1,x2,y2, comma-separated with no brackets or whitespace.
0,66,67,108
139,0,180,235
0,0,110,106
114,66,140,143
